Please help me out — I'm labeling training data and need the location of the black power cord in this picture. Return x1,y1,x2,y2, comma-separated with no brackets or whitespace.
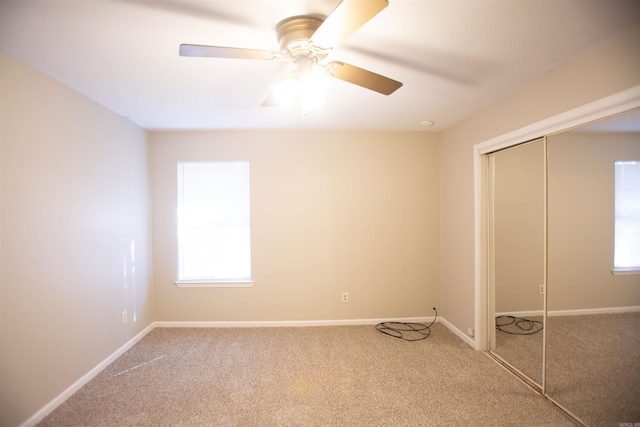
376,307,438,341
495,315,543,335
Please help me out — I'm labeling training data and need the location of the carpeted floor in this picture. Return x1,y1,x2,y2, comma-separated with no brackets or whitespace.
546,312,640,427
38,323,576,427
494,312,640,427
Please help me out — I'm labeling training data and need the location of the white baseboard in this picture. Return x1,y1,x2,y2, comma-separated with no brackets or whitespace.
19,323,155,427
154,316,434,328
495,310,544,318
438,317,476,349
496,305,640,319
548,305,640,317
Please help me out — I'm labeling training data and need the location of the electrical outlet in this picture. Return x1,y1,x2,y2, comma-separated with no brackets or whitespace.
539,284,544,295
467,327,475,337
341,292,349,303
121,310,127,324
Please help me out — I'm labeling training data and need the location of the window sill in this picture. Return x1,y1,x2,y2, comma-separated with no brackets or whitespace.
175,280,255,288
611,268,640,276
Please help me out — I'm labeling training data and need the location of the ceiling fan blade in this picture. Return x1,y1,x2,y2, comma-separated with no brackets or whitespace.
309,0,388,50
179,44,280,60
326,61,402,95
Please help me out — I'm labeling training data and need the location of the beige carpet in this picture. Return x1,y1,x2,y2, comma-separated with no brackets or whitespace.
38,323,576,426
494,312,640,427
546,312,640,427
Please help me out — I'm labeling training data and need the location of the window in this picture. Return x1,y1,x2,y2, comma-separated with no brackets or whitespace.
614,160,640,273
176,161,253,286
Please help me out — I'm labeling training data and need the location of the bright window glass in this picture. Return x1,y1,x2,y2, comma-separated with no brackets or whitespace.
177,161,251,280
614,160,640,269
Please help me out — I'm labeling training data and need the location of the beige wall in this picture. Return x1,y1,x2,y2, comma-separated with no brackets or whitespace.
149,130,440,322
547,131,640,311
0,51,153,426
439,24,640,334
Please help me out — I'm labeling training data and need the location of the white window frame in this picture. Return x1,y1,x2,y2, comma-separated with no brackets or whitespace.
175,161,254,288
612,160,640,275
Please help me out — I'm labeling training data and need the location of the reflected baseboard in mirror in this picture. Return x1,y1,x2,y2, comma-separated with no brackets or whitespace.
545,312,640,427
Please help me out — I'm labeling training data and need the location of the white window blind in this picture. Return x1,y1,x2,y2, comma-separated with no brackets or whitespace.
614,160,640,270
177,161,251,282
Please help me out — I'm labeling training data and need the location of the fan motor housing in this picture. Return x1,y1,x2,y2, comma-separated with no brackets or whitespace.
276,15,324,58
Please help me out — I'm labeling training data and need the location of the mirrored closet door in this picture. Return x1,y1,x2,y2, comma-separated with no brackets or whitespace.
488,138,545,388
488,108,640,426
545,108,640,426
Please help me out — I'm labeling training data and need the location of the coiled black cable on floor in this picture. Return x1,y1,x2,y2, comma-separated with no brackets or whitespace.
495,315,543,335
375,307,438,341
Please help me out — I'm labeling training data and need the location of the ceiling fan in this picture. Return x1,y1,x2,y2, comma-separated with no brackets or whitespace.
179,0,402,108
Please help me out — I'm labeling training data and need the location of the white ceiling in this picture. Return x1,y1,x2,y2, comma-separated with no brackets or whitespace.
1,0,639,132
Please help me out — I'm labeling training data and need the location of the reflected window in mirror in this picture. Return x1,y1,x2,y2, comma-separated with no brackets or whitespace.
614,160,640,274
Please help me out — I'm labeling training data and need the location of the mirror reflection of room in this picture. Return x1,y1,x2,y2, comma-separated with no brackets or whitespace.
545,109,640,427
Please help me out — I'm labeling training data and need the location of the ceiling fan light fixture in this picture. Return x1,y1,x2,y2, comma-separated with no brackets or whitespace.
272,75,298,106
300,64,328,109
270,63,327,109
